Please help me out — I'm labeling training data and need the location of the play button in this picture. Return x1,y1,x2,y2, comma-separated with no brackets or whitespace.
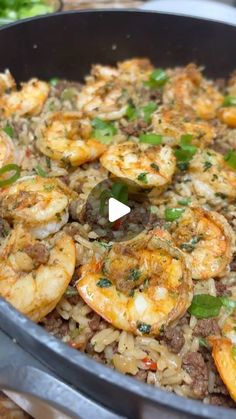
82,177,159,242
108,198,131,222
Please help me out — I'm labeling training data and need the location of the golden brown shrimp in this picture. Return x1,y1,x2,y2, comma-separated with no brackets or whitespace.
152,106,215,147
189,148,236,201
0,225,75,322
170,207,235,280
210,337,236,402
100,141,176,190
218,107,236,128
36,111,106,166
0,175,73,239
0,79,49,117
163,64,223,120
76,230,192,336
77,59,153,121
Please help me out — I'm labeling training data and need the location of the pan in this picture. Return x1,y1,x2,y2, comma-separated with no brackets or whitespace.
0,10,235,419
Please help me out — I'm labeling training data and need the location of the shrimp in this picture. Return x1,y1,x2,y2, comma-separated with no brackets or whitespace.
218,107,236,128
0,224,75,322
0,131,16,168
76,230,192,336
0,79,49,117
170,207,235,280
0,70,16,94
163,64,223,120
36,111,106,166
0,175,73,239
77,59,153,121
189,148,236,201
152,107,215,147
100,141,176,190
209,308,236,401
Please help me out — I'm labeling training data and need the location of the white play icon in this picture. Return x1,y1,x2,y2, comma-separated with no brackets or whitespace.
108,197,131,222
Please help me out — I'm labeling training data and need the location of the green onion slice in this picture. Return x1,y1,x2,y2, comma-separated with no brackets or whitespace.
3,124,14,138
92,118,117,144
0,164,21,187
224,150,236,170
188,294,222,318
223,95,236,107
145,69,169,89
35,164,47,178
139,133,162,145
165,207,185,222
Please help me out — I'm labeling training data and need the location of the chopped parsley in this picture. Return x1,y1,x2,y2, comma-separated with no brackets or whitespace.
150,163,160,171
180,235,203,253
203,161,213,171
96,278,112,288
4,124,14,138
137,172,148,184
175,134,197,170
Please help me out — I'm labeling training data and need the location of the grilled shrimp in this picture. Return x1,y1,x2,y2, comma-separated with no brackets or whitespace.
0,175,72,239
0,70,15,94
189,148,236,201
100,141,176,190
0,224,75,322
0,79,49,117
36,111,106,166
170,207,234,280
77,230,192,336
163,64,223,120
152,107,215,147
210,333,236,402
0,131,16,167
77,59,153,120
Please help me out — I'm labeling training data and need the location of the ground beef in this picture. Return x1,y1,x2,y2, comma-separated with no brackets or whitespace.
64,222,82,238
121,119,148,136
193,319,221,338
89,313,101,331
24,243,49,266
182,352,208,399
214,78,226,92
41,310,69,338
209,395,236,408
162,325,185,354
215,281,232,297
0,218,10,238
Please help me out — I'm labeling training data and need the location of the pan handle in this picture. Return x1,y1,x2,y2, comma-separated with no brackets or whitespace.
0,364,124,419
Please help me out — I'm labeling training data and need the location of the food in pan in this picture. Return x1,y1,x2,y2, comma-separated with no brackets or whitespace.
0,59,236,407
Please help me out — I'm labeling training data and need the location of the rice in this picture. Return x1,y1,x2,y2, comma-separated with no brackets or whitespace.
0,60,236,410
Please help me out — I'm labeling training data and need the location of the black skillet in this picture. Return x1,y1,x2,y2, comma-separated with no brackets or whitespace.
0,10,235,419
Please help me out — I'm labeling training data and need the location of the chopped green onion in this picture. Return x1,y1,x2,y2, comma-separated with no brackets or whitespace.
142,102,157,123
92,118,117,144
45,156,51,168
175,134,197,168
139,133,162,145
232,346,236,358
188,294,222,318
224,150,236,170
199,337,210,349
4,124,14,138
111,182,128,204
220,296,236,309
49,78,59,87
65,286,78,297
126,104,138,121
137,172,148,184
165,208,185,222
96,278,112,288
35,164,47,178
145,69,169,89
0,164,21,188
177,198,191,206
137,322,151,334
223,95,236,107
